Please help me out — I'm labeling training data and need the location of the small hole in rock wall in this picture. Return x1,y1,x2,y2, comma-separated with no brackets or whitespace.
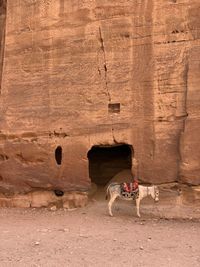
55,146,62,165
54,190,64,197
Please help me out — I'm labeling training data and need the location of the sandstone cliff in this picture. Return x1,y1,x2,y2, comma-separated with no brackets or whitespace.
0,0,199,193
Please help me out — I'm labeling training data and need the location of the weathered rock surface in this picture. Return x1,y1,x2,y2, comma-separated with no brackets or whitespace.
0,0,199,194
0,190,88,208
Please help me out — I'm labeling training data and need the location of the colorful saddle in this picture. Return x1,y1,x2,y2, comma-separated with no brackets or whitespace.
121,180,139,199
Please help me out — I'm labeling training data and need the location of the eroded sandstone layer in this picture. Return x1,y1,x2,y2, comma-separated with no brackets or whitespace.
0,0,200,194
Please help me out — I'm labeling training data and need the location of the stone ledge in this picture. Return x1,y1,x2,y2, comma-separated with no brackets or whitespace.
0,191,88,209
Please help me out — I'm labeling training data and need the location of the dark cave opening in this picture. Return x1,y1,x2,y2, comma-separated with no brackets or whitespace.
87,144,133,186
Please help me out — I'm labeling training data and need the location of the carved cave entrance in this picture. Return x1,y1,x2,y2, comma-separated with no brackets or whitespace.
87,144,133,186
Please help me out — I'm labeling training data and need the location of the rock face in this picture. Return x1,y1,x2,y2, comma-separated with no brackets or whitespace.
0,0,200,194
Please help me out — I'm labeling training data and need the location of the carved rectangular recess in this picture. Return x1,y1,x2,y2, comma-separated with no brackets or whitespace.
108,103,120,113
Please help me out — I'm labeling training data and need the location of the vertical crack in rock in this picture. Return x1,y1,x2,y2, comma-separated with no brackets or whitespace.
178,57,189,182
98,27,115,142
111,127,117,144
182,62,189,132
99,27,111,102
0,0,7,94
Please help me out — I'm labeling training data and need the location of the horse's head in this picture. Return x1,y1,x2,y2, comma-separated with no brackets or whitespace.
151,186,159,202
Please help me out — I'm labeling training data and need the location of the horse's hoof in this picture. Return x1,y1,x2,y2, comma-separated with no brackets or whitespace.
109,214,113,217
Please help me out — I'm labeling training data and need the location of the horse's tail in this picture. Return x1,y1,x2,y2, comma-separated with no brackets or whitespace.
105,184,112,200
105,183,119,200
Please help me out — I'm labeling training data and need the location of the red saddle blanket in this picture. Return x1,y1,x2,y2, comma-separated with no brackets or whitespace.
122,181,138,193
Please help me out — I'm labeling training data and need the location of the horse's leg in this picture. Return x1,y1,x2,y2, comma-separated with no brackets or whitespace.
136,198,141,217
108,193,118,217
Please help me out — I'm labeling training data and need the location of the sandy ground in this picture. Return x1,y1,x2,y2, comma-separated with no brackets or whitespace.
0,191,200,267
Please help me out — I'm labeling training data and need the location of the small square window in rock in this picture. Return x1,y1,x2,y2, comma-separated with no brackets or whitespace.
108,103,120,113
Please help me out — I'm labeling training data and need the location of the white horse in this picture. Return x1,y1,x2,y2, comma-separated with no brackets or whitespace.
106,183,159,217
